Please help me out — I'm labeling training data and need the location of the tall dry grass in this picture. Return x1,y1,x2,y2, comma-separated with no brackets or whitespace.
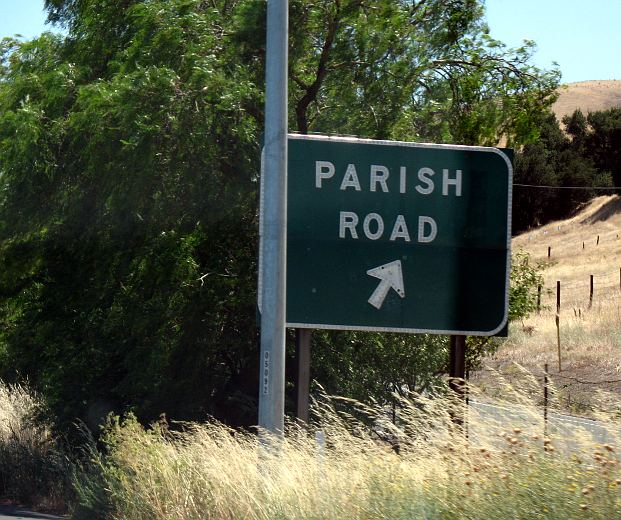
0,381,72,511
73,386,621,520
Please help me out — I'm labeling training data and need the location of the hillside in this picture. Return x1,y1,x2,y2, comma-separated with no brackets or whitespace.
473,195,621,417
553,80,621,121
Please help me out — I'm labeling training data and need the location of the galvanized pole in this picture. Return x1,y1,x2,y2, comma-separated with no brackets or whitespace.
258,0,288,436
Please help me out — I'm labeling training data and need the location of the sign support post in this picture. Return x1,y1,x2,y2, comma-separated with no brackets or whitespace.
449,334,467,427
449,335,466,392
258,0,288,436
294,329,311,423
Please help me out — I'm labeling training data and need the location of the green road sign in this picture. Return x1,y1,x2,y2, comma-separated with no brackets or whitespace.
280,134,512,336
260,135,512,335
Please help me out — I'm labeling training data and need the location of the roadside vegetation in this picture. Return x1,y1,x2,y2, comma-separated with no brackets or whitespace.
71,388,621,520
0,381,72,512
2,372,620,518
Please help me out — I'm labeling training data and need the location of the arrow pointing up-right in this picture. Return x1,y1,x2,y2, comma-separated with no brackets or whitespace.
366,260,405,309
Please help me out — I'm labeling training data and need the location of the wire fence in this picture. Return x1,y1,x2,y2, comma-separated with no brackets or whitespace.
534,270,621,314
553,373,621,385
476,199,621,433
470,365,621,420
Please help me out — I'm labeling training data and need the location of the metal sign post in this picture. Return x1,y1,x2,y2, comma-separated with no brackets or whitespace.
258,0,288,436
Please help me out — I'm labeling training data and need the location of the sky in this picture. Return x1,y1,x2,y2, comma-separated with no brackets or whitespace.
0,0,51,41
1,0,620,84
485,0,621,83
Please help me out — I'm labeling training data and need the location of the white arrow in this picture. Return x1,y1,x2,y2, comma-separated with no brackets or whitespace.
366,260,405,309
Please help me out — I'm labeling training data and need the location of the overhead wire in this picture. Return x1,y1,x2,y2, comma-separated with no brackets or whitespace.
513,184,621,190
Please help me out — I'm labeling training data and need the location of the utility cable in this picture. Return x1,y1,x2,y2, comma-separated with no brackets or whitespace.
513,183,621,190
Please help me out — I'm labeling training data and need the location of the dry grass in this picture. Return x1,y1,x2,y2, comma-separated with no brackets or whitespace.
553,80,621,121
0,381,71,512
477,196,621,415
0,382,48,445
73,389,621,520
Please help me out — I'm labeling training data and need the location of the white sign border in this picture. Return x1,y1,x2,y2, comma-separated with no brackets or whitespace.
259,133,513,337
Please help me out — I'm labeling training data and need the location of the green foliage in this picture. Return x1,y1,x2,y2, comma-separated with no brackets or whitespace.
508,251,545,322
0,0,560,429
309,331,448,405
513,109,618,233
578,108,621,187
0,0,262,429
232,0,559,142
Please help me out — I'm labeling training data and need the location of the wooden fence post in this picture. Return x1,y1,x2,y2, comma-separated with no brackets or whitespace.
597,235,600,245
556,281,562,372
548,246,551,258
543,363,549,441
537,285,542,314
589,274,594,309
449,335,466,395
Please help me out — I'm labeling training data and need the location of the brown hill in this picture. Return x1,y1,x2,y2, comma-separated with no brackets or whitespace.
552,80,621,122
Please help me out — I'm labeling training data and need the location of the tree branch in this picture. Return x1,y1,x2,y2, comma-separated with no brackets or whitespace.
294,1,341,134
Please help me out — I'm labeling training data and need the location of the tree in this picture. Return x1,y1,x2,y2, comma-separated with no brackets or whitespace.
1,2,263,429
0,0,559,430
582,108,621,188
563,109,588,152
233,0,559,144
513,142,558,231
513,110,615,234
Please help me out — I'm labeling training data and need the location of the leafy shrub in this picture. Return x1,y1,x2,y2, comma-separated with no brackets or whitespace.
509,250,546,322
